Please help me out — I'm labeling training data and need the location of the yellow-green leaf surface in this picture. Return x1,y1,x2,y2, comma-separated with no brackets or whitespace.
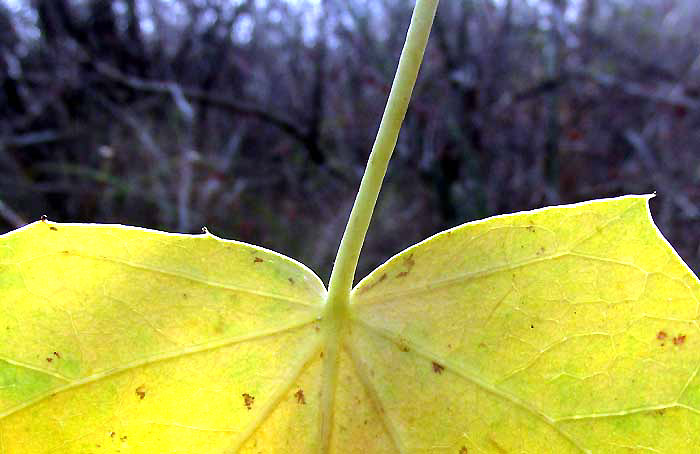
0,223,326,453
2,194,700,453
351,195,700,453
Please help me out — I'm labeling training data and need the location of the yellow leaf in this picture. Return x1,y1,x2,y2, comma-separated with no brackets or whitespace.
0,223,325,453
2,195,699,453
351,194,700,453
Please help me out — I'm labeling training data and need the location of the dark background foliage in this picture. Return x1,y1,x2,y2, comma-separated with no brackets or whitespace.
1,0,699,281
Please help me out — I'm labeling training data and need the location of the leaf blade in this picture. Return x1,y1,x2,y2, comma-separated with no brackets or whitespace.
351,195,700,452
0,222,326,452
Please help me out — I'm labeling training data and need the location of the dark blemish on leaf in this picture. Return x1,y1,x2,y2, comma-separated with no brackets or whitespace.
40,215,48,221
405,253,415,268
397,271,409,278
135,385,146,400
242,393,255,410
46,357,53,362
432,361,444,374
657,331,667,341
120,436,127,442
288,277,295,285
253,257,263,263
397,339,410,353
110,432,116,438
314,325,320,333
364,419,368,425
531,324,534,329
489,438,507,453
294,389,306,404
357,273,387,294
320,351,324,358
656,409,665,416
526,226,535,232
53,351,61,358
673,335,686,346
49,226,58,231
460,447,468,454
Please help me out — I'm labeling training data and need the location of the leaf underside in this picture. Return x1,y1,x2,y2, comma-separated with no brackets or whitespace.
1,195,699,453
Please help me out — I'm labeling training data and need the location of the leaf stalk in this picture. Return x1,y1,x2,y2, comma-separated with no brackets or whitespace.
324,0,439,318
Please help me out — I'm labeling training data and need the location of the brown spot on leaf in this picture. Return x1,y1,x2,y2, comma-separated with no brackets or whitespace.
294,389,306,404
657,331,667,340
53,351,61,358
242,393,255,409
135,385,146,400
460,447,468,454
288,277,295,285
432,361,444,374
49,226,58,231
405,253,415,268
120,436,127,442
397,340,410,353
46,357,52,363
397,271,409,278
673,335,686,346
357,273,387,294
488,438,507,453
320,351,324,358
110,432,115,438
526,225,535,232
253,257,263,263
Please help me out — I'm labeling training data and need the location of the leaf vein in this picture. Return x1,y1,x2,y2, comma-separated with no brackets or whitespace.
0,318,317,420
352,318,590,454
229,337,322,453
23,251,321,308
343,338,406,454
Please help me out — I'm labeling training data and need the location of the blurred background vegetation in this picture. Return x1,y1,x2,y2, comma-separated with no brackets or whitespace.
0,0,699,282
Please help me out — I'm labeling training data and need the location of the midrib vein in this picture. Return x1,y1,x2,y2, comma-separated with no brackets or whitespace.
352,318,590,454
344,339,405,454
318,317,342,454
27,251,322,308
0,317,317,419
